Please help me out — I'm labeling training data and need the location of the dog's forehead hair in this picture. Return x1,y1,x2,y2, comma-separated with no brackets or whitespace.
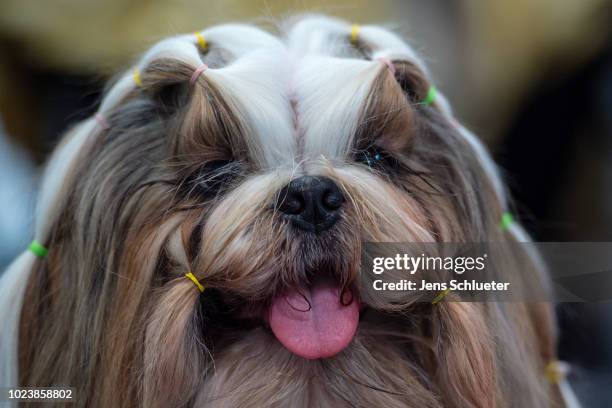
229,54,384,169
293,56,383,161
140,20,432,172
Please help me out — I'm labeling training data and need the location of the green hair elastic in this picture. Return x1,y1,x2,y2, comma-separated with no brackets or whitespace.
422,85,437,105
500,212,514,231
29,240,48,258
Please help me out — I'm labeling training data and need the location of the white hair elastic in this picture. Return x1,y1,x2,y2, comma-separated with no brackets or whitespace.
94,113,110,130
376,57,396,75
190,64,208,86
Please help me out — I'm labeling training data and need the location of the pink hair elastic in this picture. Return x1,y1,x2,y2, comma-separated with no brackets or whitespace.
376,57,396,75
190,64,209,86
94,113,110,130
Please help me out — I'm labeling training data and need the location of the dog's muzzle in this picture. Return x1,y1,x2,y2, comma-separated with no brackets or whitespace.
268,176,358,359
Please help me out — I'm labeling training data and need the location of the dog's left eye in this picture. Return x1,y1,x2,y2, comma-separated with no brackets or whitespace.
184,159,241,197
356,146,399,171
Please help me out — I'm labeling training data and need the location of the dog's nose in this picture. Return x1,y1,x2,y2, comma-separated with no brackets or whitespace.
277,176,344,233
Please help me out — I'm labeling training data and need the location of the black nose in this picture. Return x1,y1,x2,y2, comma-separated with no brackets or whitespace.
277,176,344,233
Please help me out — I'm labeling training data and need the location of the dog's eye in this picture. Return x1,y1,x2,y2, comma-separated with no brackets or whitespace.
184,159,241,197
203,160,232,172
357,146,399,171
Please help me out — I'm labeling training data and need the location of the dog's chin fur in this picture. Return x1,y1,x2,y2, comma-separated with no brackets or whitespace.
0,15,560,408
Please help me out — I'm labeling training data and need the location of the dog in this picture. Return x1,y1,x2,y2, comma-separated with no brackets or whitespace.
0,16,564,407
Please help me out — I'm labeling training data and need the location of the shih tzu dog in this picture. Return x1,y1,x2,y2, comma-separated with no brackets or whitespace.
0,16,566,408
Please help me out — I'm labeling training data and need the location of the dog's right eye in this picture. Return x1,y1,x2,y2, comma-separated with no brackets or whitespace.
356,145,400,173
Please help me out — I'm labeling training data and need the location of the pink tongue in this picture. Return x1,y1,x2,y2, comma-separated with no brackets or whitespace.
268,281,359,359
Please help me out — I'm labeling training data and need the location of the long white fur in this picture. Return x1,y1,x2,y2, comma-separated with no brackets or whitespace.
0,16,555,405
206,48,296,168
286,15,355,56
0,252,34,390
295,56,381,159
0,119,97,390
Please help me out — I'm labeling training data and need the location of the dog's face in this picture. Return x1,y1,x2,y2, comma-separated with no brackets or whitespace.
165,52,472,360
10,17,555,408
187,54,441,360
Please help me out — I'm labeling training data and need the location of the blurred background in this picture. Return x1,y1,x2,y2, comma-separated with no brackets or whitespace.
0,0,611,405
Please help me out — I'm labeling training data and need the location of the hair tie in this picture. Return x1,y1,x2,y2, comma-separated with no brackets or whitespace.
94,113,110,130
431,288,451,305
422,85,437,105
500,212,514,231
190,64,208,86
133,68,143,87
29,240,48,258
350,24,360,44
185,272,205,293
195,31,207,50
545,360,564,384
376,57,396,75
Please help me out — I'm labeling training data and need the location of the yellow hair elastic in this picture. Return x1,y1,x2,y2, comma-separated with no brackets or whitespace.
194,31,207,50
133,68,142,87
29,240,48,258
350,24,360,44
545,360,581,406
185,272,205,293
545,360,564,385
431,288,451,305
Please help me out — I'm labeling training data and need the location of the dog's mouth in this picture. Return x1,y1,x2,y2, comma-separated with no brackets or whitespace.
265,272,359,360
204,270,361,360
